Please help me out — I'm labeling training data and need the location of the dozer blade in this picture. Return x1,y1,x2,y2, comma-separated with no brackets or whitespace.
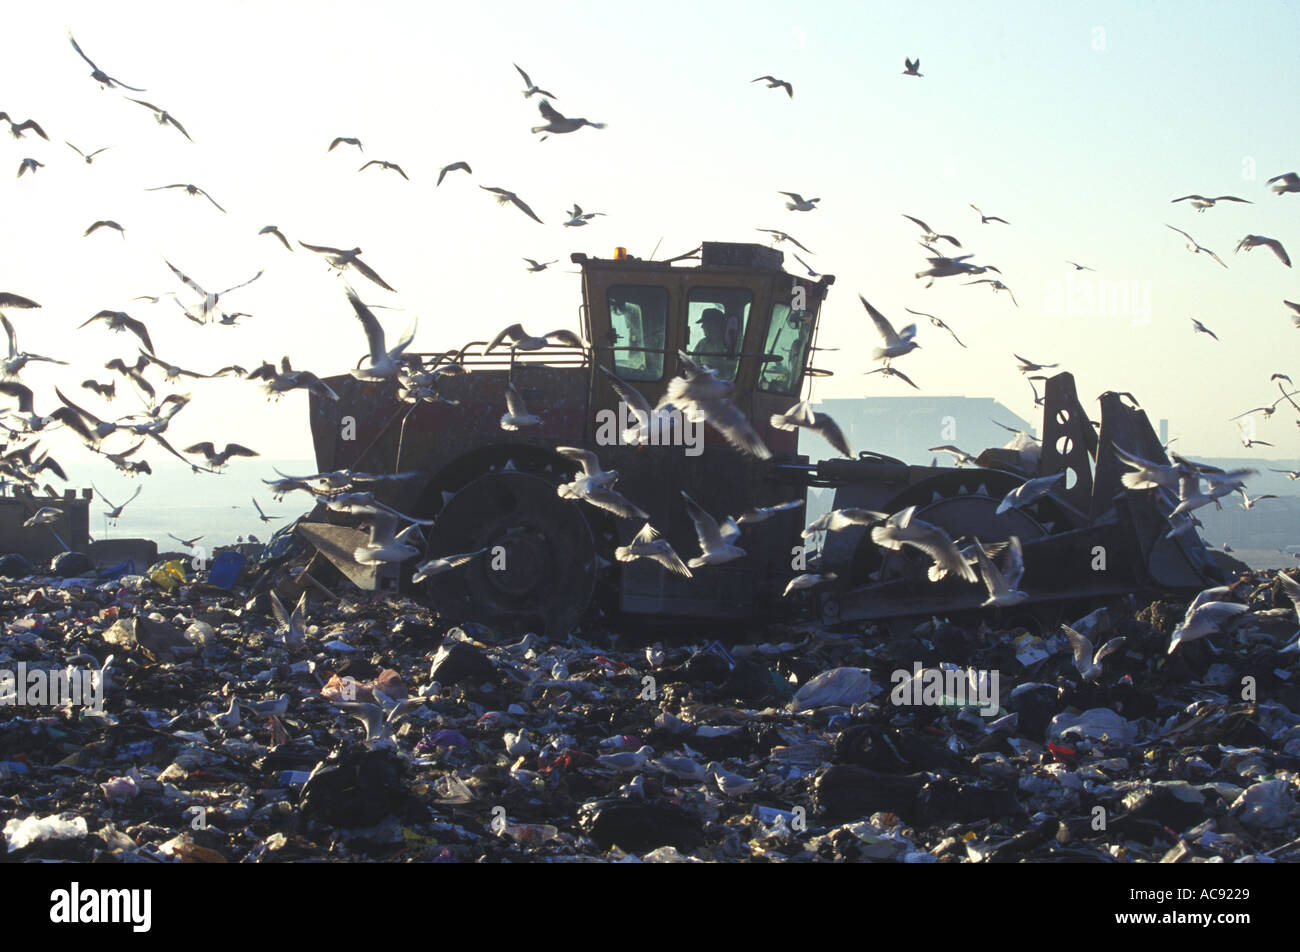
294,522,382,590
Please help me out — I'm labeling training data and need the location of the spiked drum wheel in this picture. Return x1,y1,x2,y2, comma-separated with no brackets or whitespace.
423,470,598,638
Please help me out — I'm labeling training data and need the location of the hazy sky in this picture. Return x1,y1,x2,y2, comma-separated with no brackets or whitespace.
2,0,1297,521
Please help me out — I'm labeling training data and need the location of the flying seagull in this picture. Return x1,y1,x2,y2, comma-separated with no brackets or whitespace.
1265,172,1299,195
863,365,920,389
251,497,280,522
359,159,408,180
17,158,43,178
83,220,124,238
563,204,606,227
327,136,363,152
258,225,292,251
1066,261,1094,271
91,483,142,522
756,228,813,253
971,536,1027,607
860,295,919,364
680,492,745,568
970,204,1008,224
903,214,960,248
1191,318,1218,340
437,161,471,186
165,260,263,320
1166,224,1227,268
615,523,692,577
146,183,224,212
662,351,770,459
480,186,544,224
531,100,605,136
1235,234,1291,268
1062,624,1127,682
501,382,541,430
1171,194,1252,212
126,99,191,141
0,114,47,140
67,32,144,90
486,323,585,353
79,310,154,354
751,75,793,97
297,242,395,291
779,192,819,212
523,258,557,272
904,308,965,347
0,314,68,378
346,287,416,380
770,400,851,457
168,533,204,549
902,58,923,77
183,442,258,469
965,278,1018,306
871,505,976,583
1014,353,1057,373
514,64,557,99
66,142,111,164
412,548,488,583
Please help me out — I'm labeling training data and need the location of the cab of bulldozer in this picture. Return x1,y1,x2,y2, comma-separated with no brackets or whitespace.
574,241,835,454
571,242,835,619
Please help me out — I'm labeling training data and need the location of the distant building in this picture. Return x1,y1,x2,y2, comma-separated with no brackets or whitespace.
809,395,1036,465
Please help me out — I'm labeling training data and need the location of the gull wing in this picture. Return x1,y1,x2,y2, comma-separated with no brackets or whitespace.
346,287,386,361
681,491,725,552
858,295,899,345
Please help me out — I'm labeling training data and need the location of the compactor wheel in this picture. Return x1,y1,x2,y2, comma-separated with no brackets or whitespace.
422,470,598,638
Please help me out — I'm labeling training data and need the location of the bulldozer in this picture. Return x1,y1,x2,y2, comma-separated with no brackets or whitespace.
298,240,1223,636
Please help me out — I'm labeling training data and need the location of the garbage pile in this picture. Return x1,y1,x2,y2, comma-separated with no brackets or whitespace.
2,551,1299,863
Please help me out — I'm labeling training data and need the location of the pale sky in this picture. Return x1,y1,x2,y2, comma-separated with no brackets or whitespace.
2,0,1297,511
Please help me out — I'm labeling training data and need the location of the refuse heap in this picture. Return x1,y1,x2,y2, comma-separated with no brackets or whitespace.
2,553,1299,864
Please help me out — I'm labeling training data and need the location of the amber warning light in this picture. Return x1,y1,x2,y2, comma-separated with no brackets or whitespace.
613,247,627,260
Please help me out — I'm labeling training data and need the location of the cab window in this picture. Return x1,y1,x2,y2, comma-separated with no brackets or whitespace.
685,288,751,381
607,285,668,381
759,300,813,395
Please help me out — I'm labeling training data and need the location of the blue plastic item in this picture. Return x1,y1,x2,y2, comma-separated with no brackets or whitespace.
207,550,247,589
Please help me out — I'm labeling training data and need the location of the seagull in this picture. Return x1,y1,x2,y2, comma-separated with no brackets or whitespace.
0,114,47,140
902,215,960,248
83,220,125,238
437,161,471,186
563,479,649,521
1014,353,1057,373
1166,224,1227,268
996,473,1064,514
928,444,980,467
501,382,541,430
531,100,605,136
1167,596,1249,654
16,158,43,178
802,508,887,537
903,308,965,347
251,497,280,523
751,75,793,97
91,483,141,522
523,258,557,272
863,365,920,389
597,365,672,445
735,499,804,526
1237,423,1273,449
615,523,692,577
860,295,919,364
0,314,68,378
183,442,258,469
81,379,116,400
353,511,424,566
871,506,977,583
680,492,745,568
164,260,263,320
21,506,61,528
78,310,154,354
514,64,557,99
914,252,999,285
783,572,836,596
902,58,923,77
67,32,144,90
791,253,820,277
480,186,544,224
597,746,654,772
0,292,41,311
168,533,203,548
966,278,1018,306
65,142,111,164
297,242,395,291
146,183,224,212
1062,624,1127,682
126,99,191,140
779,192,820,212
555,446,618,495
258,225,292,251
411,547,488,583
707,762,757,797
359,159,408,180
756,228,813,253
1191,319,1218,340
1113,445,1181,490
210,697,241,730
1065,261,1095,271
1236,489,1277,510
347,287,416,380
970,204,1008,224
769,400,851,457
970,536,1027,607
1235,235,1291,268
1171,194,1252,212
1266,172,1300,195
661,351,770,459
486,323,585,353
563,203,606,227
